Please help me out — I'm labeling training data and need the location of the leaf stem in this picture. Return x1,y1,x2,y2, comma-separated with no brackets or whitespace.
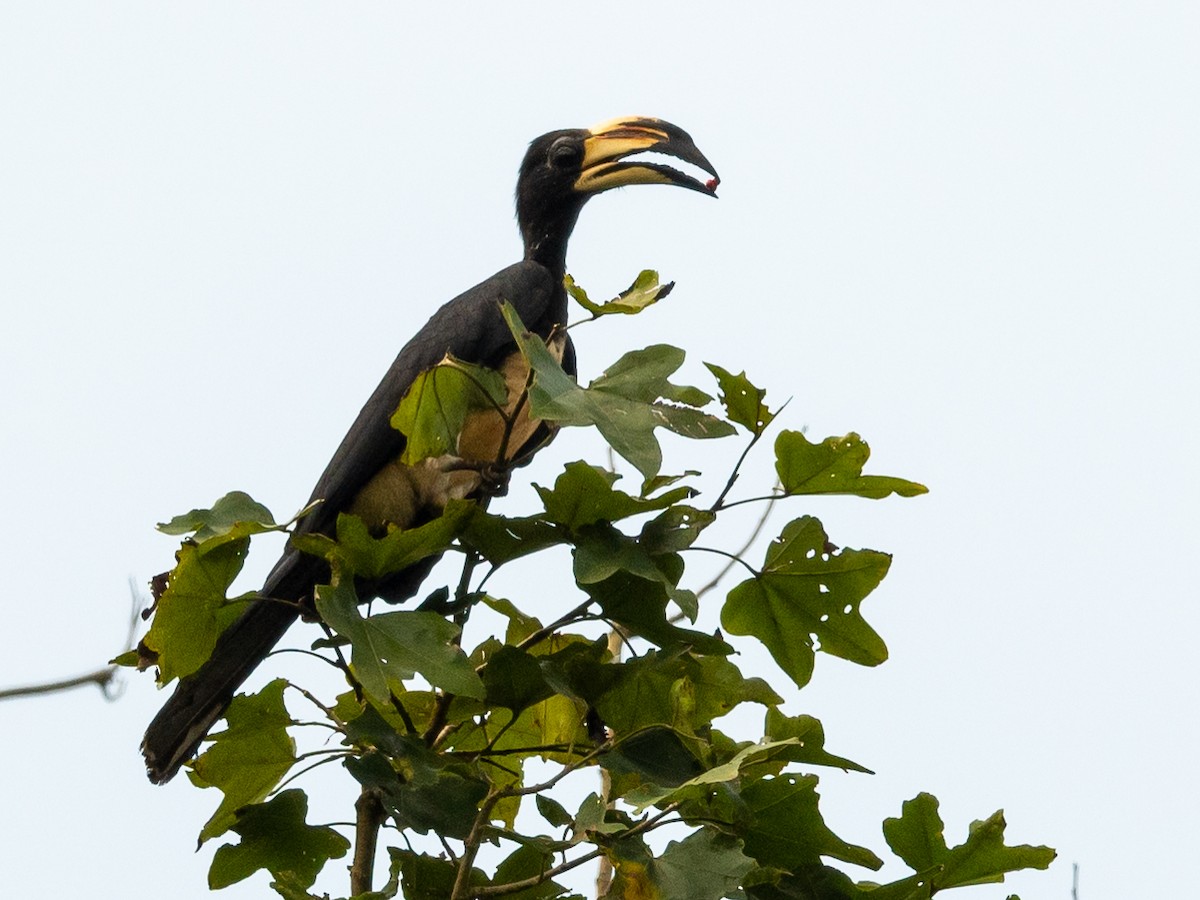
686,546,760,578
469,802,680,899
515,599,595,652
710,432,763,513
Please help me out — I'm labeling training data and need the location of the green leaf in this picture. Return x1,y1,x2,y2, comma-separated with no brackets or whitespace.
474,695,593,761
462,509,565,565
190,680,297,843
882,794,1056,890
315,577,484,703
481,594,544,644
775,431,928,499
141,538,250,683
746,863,915,899
157,490,278,543
535,638,617,703
501,303,733,479
595,652,763,742
721,516,890,689
573,792,624,841
391,353,509,465
492,843,573,899
639,505,715,554
267,872,331,900
481,644,555,713
292,500,473,582
650,828,755,900
705,364,776,436
391,848,486,900
536,461,694,531
582,560,731,657
536,794,574,829
565,269,674,317
762,710,873,774
208,790,349,889
741,774,882,872
346,749,488,840
605,726,706,788
640,470,700,497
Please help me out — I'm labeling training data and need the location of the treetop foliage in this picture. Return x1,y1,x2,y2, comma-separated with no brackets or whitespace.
126,271,1053,899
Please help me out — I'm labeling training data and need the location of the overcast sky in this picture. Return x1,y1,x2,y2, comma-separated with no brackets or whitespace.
2,4,1197,898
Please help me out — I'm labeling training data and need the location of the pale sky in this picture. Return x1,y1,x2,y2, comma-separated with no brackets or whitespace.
2,4,1197,898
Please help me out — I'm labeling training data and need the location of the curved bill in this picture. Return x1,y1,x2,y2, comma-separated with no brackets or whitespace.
574,116,720,197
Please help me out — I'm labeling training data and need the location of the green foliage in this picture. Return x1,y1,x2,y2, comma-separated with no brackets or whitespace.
775,431,928,500
502,302,734,482
209,790,350,889
392,354,509,465
721,516,891,689
189,679,297,843
138,272,1053,899
566,269,674,318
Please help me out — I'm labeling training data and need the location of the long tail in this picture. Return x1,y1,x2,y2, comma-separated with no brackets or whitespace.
140,547,441,783
141,595,301,784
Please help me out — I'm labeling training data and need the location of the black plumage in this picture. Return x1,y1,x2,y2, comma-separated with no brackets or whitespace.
142,117,718,784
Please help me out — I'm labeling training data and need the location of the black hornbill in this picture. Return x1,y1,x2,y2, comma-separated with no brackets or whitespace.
142,116,719,784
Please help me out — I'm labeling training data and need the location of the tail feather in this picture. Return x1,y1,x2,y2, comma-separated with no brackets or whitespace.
140,547,442,784
141,597,300,784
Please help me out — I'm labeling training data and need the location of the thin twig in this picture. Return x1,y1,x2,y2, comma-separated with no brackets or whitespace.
515,599,595,652
470,802,681,899
686,546,759,579
0,668,120,702
714,491,788,511
709,432,763,513
268,647,343,669
692,493,777,603
450,791,503,900
2,578,144,703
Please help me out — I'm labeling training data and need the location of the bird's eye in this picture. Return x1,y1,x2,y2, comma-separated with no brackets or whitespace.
549,138,582,169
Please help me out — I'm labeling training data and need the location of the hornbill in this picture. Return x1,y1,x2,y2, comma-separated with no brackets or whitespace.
142,116,719,784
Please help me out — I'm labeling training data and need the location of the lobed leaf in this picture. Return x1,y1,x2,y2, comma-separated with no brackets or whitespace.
722,516,890,689
191,680,297,843
775,431,928,500
140,538,250,683
502,304,733,480
208,790,349,889
565,269,674,317
705,364,776,437
157,490,278,543
882,794,1056,890
315,577,484,703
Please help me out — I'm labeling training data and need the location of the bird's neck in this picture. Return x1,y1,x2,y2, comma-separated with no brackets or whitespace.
521,205,584,277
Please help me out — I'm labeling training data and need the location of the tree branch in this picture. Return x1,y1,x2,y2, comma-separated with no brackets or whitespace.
350,787,385,896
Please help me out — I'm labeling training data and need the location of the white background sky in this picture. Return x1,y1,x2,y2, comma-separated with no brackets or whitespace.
2,4,1197,898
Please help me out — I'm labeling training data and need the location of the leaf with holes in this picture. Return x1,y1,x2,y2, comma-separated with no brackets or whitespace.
705,364,776,437
776,431,927,499
721,516,890,689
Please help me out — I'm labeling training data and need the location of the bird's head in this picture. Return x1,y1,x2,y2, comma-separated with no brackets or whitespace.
517,116,719,272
